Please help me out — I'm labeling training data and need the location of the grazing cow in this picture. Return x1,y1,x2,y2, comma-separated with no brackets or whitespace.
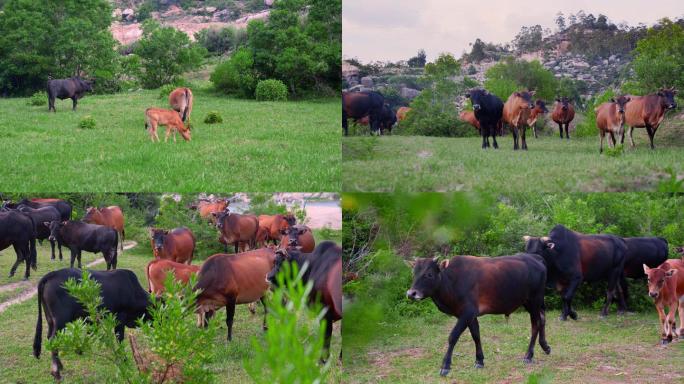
280,224,315,252
379,104,397,135
144,108,191,142
267,241,342,360
406,254,549,376
169,87,194,127
46,77,92,112
595,96,631,153
16,198,72,221
620,237,669,308
46,220,119,270
33,268,150,380
396,106,412,122
622,88,678,149
503,91,536,150
459,110,480,130
146,259,200,294
149,227,195,264
524,224,627,320
0,211,36,279
527,99,549,138
643,260,684,343
258,214,296,245
83,206,125,251
551,97,575,139
465,89,504,149
342,91,385,135
195,247,276,340
16,205,63,261
194,199,230,220
215,211,259,253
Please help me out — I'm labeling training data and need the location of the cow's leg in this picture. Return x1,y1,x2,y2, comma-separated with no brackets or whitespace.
58,241,63,261
558,123,563,138
77,250,82,269
49,239,56,260
492,128,498,149
481,130,488,149
49,318,64,379
225,297,236,341
165,127,171,143
655,304,668,343
521,126,528,150
524,306,540,363
618,275,630,313
111,248,117,270
234,242,239,254
69,248,77,269
439,311,474,376
23,243,31,279
261,297,268,330
468,317,485,368
9,243,23,278
72,97,77,111
628,126,635,147
562,276,582,320
537,306,551,354
645,125,655,149
342,110,348,136
115,324,125,342
599,130,605,153
609,132,616,148
601,268,622,317
532,124,538,138
565,123,570,139
512,126,519,150
677,296,684,338
321,316,334,363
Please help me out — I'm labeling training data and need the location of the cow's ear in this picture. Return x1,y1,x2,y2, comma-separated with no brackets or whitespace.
643,264,651,274
514,92,520,97
546,242,555,250
555,98,560,102
666,269,677,278
673,90,678,95
522,235,531,242
439,259,450,270
626,97,631,102
465,93,471,98
405,259,416,269
610,98,616,103
43,221,51,227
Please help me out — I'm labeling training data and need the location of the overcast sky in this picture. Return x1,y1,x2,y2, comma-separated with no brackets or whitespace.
343,0,684,63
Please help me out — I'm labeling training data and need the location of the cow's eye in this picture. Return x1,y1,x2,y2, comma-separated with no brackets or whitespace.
426,272,433,278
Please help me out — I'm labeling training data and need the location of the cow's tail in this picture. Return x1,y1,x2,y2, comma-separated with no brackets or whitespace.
181,88,189,123
144,109,150,130
27,215,37,269
33,277,46,358
121,228,125,252
146,260,153,293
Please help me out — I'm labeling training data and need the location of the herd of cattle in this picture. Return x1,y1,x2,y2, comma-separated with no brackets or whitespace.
342,88,678,152
0,197,341,380
406,225,684,377
46,77,194,143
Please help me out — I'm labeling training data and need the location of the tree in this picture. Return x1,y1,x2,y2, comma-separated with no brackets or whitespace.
134,20,205,88
210,48,257,97
0,0,118,95
555,12,566,32
195,27,242,55
513,25,543,53
630,18,684,92
469,38,487,62
484,58,557,100
408,50,427,68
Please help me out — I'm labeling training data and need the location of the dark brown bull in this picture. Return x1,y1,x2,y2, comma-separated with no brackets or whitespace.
623,88,678,149
47,77,92,112
280,224,315,252
214,211,259,253
342,91,385,135
503,91,536,150
407,254,549,376
83,206,125,251
149,227,195,264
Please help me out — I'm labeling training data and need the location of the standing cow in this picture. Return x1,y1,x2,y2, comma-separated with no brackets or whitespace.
169,87,194,128
643,260,684,344
149,227,195,264
16,205,63,261
552,97,575,139
595,96,631,153
406,254,550,376
146,259,200,294
15,198,72,221
46,220,119,270
214,211,259,253
503,91,536,150
622,88,678,149
342,91,385,136
528,99,549,138
47,77,92,112
83,206,125,252
144,108,191,142
620,237,669,309
280,224,316,252
379,104,397,135
465,89,504,149
258,214,296,245
0,211,37,279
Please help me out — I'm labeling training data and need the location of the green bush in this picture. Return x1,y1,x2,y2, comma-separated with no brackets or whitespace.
255,79,288,101
78,116,96,129
158,83,176,99
26,91,46,106
575,89,615,138
210,48,257,97
204,111,223,124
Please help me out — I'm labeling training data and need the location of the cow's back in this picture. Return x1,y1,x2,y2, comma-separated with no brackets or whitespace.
624,94,663,127
623,237,669,278
0,211,33,249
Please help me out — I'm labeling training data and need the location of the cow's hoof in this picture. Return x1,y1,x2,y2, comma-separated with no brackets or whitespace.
559,315,567,321
474,361,484,369
31,264,37,271
569,312,578,320
22,277,29,281
660,339,669,345
523,357,533,365
439,368,450,377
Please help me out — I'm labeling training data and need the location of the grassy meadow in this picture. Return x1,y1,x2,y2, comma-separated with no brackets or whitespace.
342,118,684,192
0,88,340,191
0,232,342,383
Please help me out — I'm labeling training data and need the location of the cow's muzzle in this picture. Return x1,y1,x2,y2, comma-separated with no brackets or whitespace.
48,235,56,241
668,103,677,109
472,104,481,111
649,292,659,298
406,289,423,300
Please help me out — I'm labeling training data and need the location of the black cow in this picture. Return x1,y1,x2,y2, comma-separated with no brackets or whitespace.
16,205,63,261
46,220,118,270
16,199,72,221
620,237,669,308
0,211,37,279
342,91,385,136
407,254,549,377
379,104,397,135
465,89,504,149
267,241,342,361
524,224,627,320
47,77,92,112
33,268,150,380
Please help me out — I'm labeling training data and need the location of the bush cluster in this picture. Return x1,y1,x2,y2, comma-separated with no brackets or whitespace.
78,116,97,129
203,111,223,124
27,92,46,106
255,79,288,101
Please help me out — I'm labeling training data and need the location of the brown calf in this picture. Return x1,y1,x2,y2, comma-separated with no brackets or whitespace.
195,199,229,222
149,227,195,264
595,96,631,153
503,91,535,150
527,99,548,138
146,259,200,294
459,111,480,130
258,214,296,245
279,224,315,252
623,88,677,149
83,206,125,251
144,108,191,142
214,211,259,253
169,87,193,127
551,97,575,139
644,259,684,343
396,106,412,122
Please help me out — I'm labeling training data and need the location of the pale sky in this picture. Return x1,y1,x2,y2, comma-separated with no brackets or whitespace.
343,0,684,62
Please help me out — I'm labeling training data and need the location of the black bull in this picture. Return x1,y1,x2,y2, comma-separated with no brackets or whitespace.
46,220,119,270
342,91,385,136
47,77,92,112
466,89,504,149
0,210,37,279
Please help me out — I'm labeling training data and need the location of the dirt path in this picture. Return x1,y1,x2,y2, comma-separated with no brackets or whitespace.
0,241,138,313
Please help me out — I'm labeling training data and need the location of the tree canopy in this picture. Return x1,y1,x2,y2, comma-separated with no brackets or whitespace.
630,18,684,92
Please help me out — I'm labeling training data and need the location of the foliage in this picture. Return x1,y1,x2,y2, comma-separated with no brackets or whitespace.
136,2,154,22
78,115,97,129
203,111,223,124
464,38,509,63
630,18,684,92
562,11,645,60
135,20,206,89
246,262,329,383
255,79,288,101
194,26,245,56
158,84,176,99
26,92,47,106
513,25,544,53
484,57,558,100
210,48,257,97
0,0,119,95
575,89,615,138
407,49,427,68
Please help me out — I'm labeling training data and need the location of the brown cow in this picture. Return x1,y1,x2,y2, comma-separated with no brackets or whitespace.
169,87,193,127
622,88,677,149
144,108,191,142
195,199,229,221
83,206,125,251
396,106,412,122
595,96,631,153
527,99,548,138
258,214,296,245
503,91,536,150
459,111,480,130
256,225,271,247
195,247,276,340
149,227,195,264
280,225,315,253
214,211,259,253
146,259,200,294
644,259,684,343
342,91,384,135
551,97,575,139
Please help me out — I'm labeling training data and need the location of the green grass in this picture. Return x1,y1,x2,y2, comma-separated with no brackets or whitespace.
342,120,684,192
342,309,684,383
0,238,341,383
0,89,340,191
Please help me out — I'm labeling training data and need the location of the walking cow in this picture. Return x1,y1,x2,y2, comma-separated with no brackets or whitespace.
0,210,37,279
214,211,259,253
503,90,536,150
465,89,504,149
551,97,575,139
46,220,119,270
83,206,125,252
47,77,92,112
622,87,677,149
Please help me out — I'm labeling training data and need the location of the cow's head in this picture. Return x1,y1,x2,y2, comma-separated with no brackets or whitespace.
644,264,677,298
44,220,68,241
213,209,230,229
82,207,100,223
657,88,677,110
535,99,548,113
283,213,297,227
610,96,631,115
282,225,307,248
556,97,571,111
267,248,290,286
149,228,168,252
514,91,535,109
77,77,93,93
523,235,556,257
407,257,448,300
465,89,487,111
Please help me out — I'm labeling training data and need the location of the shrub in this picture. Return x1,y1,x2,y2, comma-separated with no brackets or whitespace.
26,92,46,106
78,116,96,129
158,84,176,99
209,48,257,97
204,111,223,124
255,79,288,101
575,89,615,137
